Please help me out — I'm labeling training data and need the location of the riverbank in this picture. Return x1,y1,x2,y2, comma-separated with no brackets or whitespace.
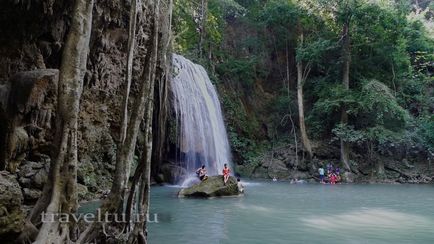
233,143,434,185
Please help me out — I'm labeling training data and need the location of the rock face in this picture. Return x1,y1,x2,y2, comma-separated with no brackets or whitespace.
0,171,25,241
178,176,240,198
159,161,188,184
17,159,50,204
0,69,58,204
0,1,139,200
0,69,58,173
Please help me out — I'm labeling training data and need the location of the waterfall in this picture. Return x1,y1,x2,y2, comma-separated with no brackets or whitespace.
171,54,232,186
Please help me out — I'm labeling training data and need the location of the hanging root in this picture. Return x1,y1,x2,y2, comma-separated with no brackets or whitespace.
16,220,39,244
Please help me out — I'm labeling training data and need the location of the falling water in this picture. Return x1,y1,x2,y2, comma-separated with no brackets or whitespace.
171,54,232,186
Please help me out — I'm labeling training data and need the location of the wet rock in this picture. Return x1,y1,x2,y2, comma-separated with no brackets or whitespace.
297,159,310,172
235,164,257,178
77,160,97,190
265,160,291,179
290,171,311,180
17,160,49,190
154,173,165,184
342,172,355,183
23,188,42,202
33,168,48,188
160,162,187,184
402,159,415,169
251,166,269,178
0,171,25,241
178,176,240,198
77,183,92,201
397,176,406,184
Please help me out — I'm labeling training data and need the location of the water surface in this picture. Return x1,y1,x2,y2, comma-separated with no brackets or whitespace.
149,181,434,244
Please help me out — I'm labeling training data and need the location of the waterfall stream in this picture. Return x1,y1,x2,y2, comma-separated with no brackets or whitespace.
171,54,232,186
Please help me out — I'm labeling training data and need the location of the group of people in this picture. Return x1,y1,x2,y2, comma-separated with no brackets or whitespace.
195,164,231,184
196,162,343,188
318,163,341,184
195,164,244,193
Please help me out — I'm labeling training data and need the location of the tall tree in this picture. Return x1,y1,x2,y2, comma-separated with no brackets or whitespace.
77,0,172,242
120,0,139,145
339,0,354,171
296,29,314,159
198,0,208,58
31,0,94,243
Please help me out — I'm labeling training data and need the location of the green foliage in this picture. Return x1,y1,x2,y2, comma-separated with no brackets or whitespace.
228,126,264,164
221,92,267,165
358,80,409,129
172,0,434,167
172,0,199,53
215,0,247,19
216,57,263,87
332,79,409,148
310,83,354,115
332,124,366,144
259,0,298,30
173,0,242,54
296,38,334,63
311,79,411,146
418,115,434,150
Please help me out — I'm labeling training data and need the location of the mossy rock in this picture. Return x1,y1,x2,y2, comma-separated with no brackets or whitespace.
178,176,240,198
0,171,25,241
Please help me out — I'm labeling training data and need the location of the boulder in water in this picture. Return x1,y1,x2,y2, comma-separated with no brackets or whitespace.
178,176,241,198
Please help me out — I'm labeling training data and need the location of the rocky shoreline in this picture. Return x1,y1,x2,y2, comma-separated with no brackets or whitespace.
236,143,434,185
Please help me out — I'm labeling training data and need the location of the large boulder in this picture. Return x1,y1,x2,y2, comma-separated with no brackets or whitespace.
0,171,25,241
178,176,240,198
159,161,187,184
17,159,49,204
264,159,291,179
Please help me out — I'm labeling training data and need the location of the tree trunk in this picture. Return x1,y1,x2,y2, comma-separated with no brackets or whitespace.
127,60,156,243
284,38,298,166
33,0,94,243
340,20,351,171
130,0,160,241
77,1,167,242
198,0,207,58
151,0,172,178
120,0,139,144
296,32,313,159
108,0,150,211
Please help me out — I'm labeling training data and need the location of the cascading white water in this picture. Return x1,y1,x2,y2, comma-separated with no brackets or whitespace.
171,54,232,186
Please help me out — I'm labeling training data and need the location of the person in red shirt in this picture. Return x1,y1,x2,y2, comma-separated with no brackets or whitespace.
330,173,337,185
222,164,231,185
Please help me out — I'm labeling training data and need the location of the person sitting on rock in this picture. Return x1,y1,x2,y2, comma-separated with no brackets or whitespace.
237,178,244,193
196,165,208,181
222,164,231,185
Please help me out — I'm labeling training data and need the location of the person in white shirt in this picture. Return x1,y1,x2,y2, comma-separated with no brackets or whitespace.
318,166,325,183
